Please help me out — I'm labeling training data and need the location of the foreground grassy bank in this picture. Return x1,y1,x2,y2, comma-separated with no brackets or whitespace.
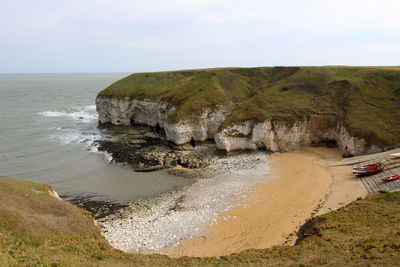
98,66,400,147
1,178,399,266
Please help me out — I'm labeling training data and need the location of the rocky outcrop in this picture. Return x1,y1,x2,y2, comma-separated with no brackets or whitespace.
96,96,231,145
215,114,382,155
96,97,170,126
97,136,217,173
96,97,382,156
48,187,61,200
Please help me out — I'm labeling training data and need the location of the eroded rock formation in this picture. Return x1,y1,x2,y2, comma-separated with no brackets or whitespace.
96,97,382,155
215,115,381,155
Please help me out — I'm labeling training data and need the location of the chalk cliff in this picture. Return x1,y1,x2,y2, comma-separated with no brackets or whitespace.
96,96,231,145
214,115,382,155
96,97,382,155
95,67,400,155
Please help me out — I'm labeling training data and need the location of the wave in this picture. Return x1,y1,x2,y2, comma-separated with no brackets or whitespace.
82,105,96,111
38,105,98,123
39,105,112,162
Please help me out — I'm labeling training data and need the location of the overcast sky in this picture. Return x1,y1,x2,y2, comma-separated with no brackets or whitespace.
1,0,400,73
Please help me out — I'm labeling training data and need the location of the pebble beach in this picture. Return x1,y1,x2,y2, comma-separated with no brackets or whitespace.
98,152,271,253
97,146,369,257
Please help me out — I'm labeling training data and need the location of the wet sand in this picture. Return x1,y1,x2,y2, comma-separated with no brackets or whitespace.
313,148,367,215
97,152,270,253
165,147,367,257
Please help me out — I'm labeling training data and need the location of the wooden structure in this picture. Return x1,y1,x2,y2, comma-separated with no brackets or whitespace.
359,159,400,193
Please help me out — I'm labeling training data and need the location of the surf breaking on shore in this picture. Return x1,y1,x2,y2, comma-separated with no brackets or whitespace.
37,105,368,258
38,105,113,162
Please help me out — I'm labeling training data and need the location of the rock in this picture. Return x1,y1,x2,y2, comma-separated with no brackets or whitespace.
96,96,232,145
63,196,128,220
215,115,382,155
96,97,383,156
97,151,270,253
97,131,217,173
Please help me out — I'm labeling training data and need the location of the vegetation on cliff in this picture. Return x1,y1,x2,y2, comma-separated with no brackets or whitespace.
1,178,400,266
98,66,400,147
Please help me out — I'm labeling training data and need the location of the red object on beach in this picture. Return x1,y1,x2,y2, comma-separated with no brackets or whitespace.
352,160,384,177
381,175,400,182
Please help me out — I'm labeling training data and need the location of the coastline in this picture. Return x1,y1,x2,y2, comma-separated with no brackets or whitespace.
2,173,398,266
164,146,367,257
96,151,271,253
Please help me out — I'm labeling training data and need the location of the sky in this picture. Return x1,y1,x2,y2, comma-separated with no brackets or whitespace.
1,0,400,73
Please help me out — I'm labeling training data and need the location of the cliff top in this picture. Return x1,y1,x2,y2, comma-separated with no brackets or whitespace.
1,178,400,266
97,66,400,147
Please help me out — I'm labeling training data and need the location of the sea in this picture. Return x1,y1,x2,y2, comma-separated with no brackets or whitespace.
0,73,194,202
0,73,274,252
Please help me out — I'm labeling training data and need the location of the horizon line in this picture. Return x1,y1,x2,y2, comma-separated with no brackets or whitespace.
1,65,400,75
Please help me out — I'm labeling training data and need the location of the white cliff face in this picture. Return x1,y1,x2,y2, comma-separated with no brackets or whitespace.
162,106,229,144
96,97,170,126
215,115,382,155
96,96,230,145
96,97,382,155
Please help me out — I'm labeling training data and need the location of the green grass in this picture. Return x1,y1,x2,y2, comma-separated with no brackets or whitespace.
1,178,400,266
98,66,400,147
97,67,299,122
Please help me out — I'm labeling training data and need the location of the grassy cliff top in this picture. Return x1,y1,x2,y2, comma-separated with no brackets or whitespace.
98,66,400,147
1,178,400,266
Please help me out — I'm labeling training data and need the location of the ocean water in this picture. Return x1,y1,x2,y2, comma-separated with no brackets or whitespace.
0,73,274,252
0,73,194,202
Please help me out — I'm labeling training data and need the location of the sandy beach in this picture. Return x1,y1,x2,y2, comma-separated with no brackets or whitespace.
165,146,367,257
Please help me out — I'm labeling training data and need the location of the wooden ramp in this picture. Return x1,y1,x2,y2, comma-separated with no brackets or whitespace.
359,160,400,193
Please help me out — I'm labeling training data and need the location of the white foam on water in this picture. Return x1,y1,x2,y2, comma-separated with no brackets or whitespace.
39,105,112,162
99,152,271,253
39,111,70,117
39,106,98,123
50,129,96,145
88,143,113,163
82,104,96,111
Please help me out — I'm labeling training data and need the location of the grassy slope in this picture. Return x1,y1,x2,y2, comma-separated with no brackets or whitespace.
98,66,400,147
1,178,400,266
